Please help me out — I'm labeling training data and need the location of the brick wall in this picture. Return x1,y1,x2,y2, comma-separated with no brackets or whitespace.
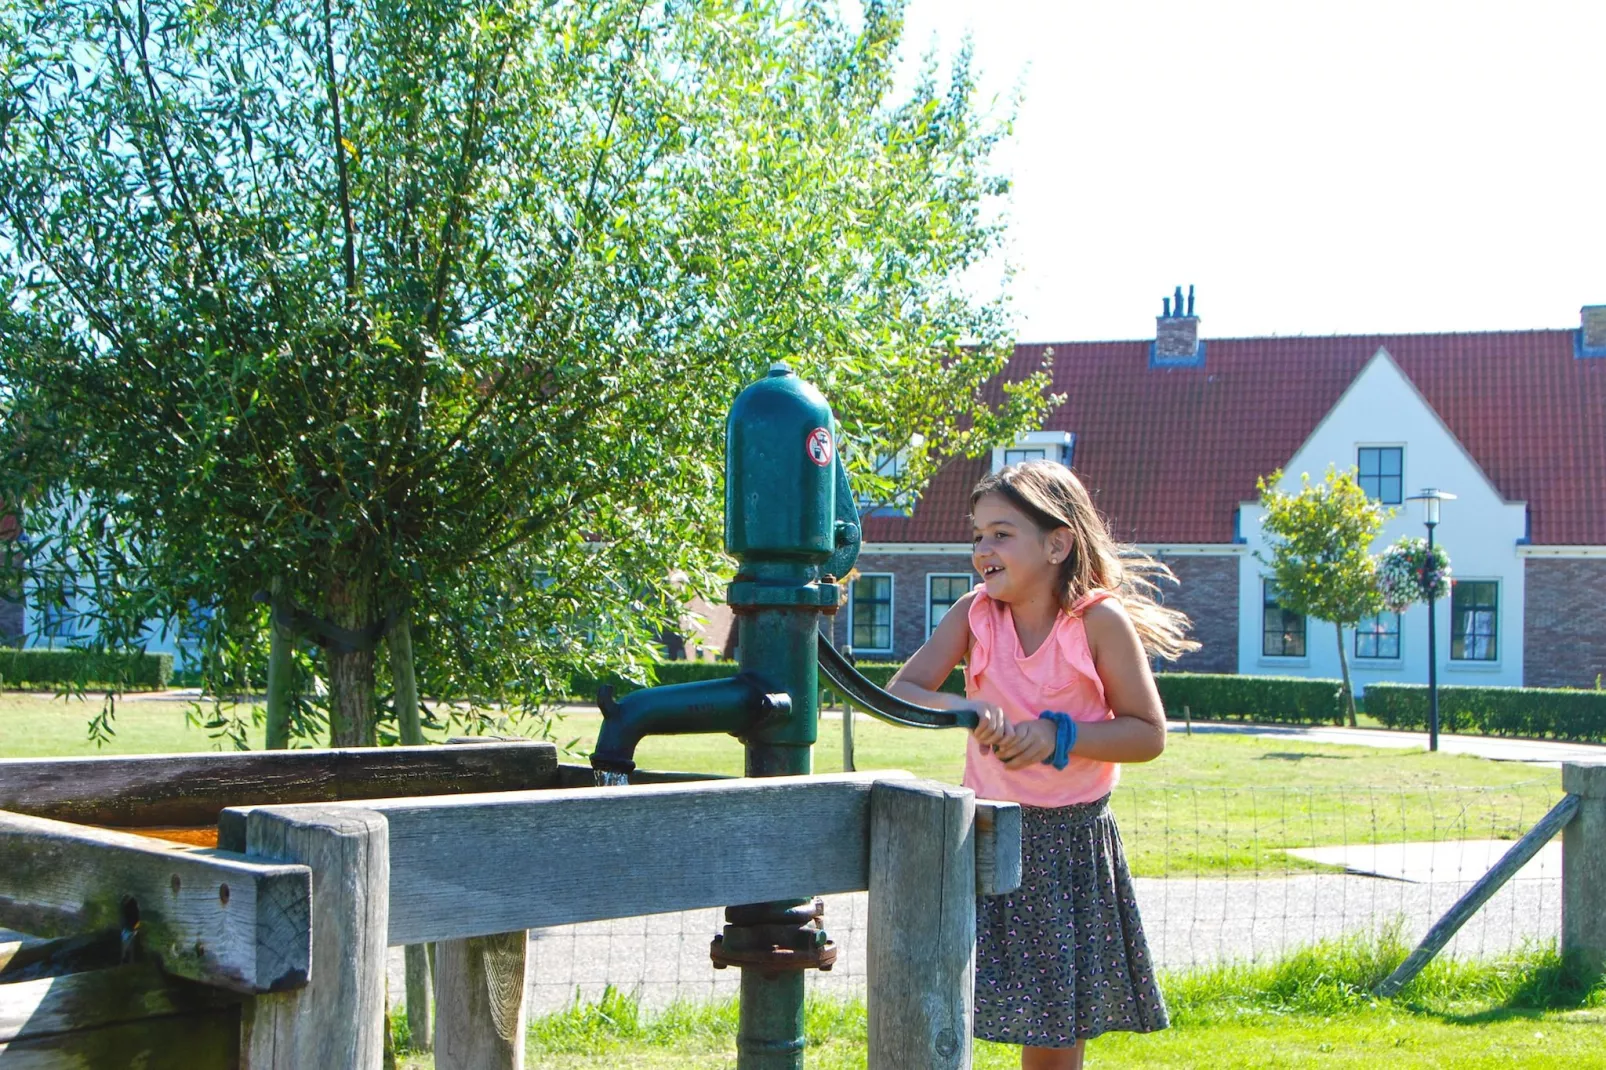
1524,558,1606,687
848,552,975,661
1154,555,1240,674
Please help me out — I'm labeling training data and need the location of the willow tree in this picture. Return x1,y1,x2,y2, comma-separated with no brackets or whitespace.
0,0,1051,746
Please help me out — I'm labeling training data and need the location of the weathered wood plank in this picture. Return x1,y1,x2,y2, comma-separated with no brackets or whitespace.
974,800,1021,897
242,806,389,1070
1564,763,1606,975
0,928,122,983
867,779,975,1070
231,771,914,945
1375,792,1580,997
0,810,310,994
0,1006,240,1069
434,931,529,1070
0,743,559,829
0,961,239,1042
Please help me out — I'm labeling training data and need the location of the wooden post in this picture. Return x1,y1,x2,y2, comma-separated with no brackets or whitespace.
434,931,530,1070
390,613,433,1052
244,806,389,1070
1184,704,1192,737
1564,763,1606,976
842,698,855,773
867,779,975,1070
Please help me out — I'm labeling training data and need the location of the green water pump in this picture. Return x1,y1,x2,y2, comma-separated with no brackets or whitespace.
591,363,974,1070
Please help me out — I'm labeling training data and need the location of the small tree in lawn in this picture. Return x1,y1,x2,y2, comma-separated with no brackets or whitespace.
1256,467,1393,727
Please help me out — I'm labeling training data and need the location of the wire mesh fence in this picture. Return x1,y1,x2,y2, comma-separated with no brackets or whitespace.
387,780,1568,1015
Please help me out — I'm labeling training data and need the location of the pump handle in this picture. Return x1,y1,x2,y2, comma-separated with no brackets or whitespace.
815,634,979,731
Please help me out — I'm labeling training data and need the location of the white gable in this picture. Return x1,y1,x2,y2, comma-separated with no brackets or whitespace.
1235,347,1527,689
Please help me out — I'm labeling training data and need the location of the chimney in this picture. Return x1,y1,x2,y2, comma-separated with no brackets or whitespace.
1581,305,1606,356
1152,284,1203,365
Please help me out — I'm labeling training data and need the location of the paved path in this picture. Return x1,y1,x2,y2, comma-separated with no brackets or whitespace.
1167,720,1606,766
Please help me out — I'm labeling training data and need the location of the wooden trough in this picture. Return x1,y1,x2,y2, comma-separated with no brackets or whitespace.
0,744,1021,1069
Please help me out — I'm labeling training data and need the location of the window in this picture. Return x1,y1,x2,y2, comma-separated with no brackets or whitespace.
1004,448,1046,466
1357,447,1403,504
1450,581,1498,661
1354,611,1401,659
991,431,1075,473
850,574,894,653
927,574,971,638
1262,580,1306,657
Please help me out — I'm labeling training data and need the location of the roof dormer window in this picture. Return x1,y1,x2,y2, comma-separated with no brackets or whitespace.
992,431,1075,473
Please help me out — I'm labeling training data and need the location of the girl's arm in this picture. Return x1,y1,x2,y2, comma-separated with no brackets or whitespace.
991,598,1168,768
887,592,1013,747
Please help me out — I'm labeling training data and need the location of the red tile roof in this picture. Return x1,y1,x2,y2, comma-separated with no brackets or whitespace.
861,329,1606,546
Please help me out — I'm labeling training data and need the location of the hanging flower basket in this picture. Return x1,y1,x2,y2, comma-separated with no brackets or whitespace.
1377,537,1451,611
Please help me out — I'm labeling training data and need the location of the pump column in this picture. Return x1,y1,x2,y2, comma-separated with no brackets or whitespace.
714,365,847,1070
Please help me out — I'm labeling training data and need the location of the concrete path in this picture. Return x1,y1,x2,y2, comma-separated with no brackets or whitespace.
1286,839,1563,883
1168,720,1606,766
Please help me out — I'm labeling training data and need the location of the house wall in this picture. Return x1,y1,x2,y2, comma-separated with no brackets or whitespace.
1155,554,1240,674
1237,348,1528,690
850,551,974,662
1523,557,1606,688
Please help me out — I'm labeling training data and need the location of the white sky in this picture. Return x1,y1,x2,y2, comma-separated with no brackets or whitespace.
899,0,1606,342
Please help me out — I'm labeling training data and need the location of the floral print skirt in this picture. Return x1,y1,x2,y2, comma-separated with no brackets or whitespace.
974,795,1168,1047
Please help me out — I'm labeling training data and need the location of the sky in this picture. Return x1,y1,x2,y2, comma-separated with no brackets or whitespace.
896,0,1606,343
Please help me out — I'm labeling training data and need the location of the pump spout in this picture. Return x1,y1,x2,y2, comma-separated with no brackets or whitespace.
590,673,791,776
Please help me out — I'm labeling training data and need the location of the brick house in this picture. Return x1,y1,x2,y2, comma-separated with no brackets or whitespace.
825,301,1606,690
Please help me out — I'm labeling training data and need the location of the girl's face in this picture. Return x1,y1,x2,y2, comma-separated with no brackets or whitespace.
971,492,1069,605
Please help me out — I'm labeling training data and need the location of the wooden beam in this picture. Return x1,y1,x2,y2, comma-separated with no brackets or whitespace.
0,810,310,994
974,800,1021,897
1374,792,1581,997
0,1007,241,1069
231,771,915,945
867,779,975,1070
434,931,530,1070
243,806,388,1070
0,742,558,829
0,961,239,1043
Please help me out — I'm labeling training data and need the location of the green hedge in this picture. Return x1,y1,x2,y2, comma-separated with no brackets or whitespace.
1154,672,1347,726
571,660,964,702
1365,683,1606,742
0,648,174,691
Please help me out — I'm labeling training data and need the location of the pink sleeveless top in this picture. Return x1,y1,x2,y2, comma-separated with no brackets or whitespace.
961,587,1119,807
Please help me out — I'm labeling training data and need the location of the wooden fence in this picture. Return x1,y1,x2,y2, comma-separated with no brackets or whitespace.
0,745,1021,1069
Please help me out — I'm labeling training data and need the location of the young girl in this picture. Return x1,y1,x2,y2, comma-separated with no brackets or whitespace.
888,460,1196,1070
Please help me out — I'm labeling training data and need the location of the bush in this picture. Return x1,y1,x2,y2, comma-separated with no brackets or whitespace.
1365,683,1606,742
0,648,174,691
1154,672,1347,726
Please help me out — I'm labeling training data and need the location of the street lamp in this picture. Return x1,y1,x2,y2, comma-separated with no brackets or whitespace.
1405,488,1456,751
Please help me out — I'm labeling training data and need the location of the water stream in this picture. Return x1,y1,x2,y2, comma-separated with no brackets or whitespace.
593,769,631,787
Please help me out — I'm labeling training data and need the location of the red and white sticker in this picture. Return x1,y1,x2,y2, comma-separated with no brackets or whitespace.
806,427,834,467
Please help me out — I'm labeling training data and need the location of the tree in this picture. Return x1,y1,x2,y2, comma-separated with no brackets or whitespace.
1256,467,1392,727
0,0,1055,746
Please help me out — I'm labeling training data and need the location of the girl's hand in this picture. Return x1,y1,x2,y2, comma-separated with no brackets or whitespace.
970,702,1012,748
993,717,1057,770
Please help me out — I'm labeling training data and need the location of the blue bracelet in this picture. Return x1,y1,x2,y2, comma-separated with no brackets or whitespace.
1038,711,1078,770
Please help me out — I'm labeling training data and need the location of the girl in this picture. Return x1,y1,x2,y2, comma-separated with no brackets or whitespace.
888,460,1196,1070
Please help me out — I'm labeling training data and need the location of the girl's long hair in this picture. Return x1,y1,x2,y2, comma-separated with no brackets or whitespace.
970,461,1201,661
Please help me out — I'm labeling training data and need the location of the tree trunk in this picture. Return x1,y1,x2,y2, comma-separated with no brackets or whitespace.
265,580,295,750
1335,621,1358,728
327,575,377,748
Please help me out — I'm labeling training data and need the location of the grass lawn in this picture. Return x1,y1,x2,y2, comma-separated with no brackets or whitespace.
391,941,1606,1069
0,696,1564,878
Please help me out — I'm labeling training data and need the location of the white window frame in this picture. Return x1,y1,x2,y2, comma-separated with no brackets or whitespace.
1448,577,1501,664
1353,609,1403,661
991,431,1075,473
1355,443,1406,505
925,573,973,640
848,572,896,655
1260,578,1307,659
